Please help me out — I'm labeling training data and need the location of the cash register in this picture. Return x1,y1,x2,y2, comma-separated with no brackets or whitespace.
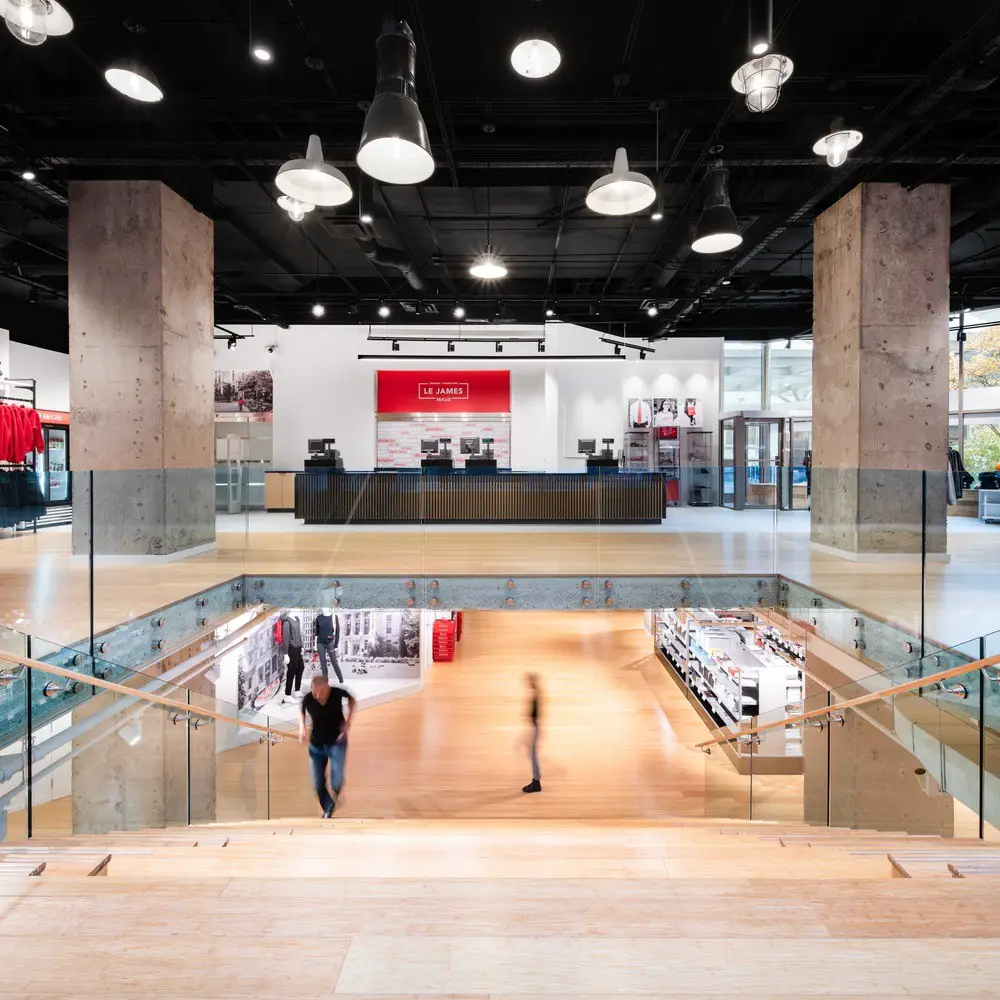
463,436,498,471
583,437,618,471
305,438,344,470
421,438,454,470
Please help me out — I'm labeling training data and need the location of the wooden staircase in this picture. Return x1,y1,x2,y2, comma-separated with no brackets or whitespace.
2,819,1000,996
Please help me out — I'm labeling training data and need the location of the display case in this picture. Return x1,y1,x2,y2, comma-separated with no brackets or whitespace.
682,429,715,506
654,427,680,504
623,429,651,471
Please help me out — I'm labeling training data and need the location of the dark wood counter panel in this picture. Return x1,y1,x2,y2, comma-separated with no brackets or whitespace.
294,471,666,524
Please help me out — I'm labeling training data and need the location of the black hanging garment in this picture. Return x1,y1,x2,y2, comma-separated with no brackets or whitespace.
0,469,45,528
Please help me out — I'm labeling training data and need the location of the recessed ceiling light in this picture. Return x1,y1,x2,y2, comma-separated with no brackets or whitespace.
252,44,273,63
722,279,731,285
277,134,352,207
378,303,391,318
21,169,35,181
105,58,164,103
311,303,326,318
647,305,659,317
545,308,554,318
360,212,374,224
453,304,466,319
586,148,656,217
651,209,663,222
510,31,561,79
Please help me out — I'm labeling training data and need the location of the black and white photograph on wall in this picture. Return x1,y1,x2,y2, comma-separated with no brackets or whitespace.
214,369,274,414
236,613,285,711
652,398,679,427
340,609,420,678
627,397,652,428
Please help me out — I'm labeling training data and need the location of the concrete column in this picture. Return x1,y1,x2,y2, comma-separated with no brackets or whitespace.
811,182,950,558
68,180,215,557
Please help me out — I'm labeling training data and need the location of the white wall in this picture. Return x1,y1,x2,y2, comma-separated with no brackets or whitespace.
8,340,70,411
217,323,722,471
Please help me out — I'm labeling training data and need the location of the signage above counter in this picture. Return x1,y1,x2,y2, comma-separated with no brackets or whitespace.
377,370,511,415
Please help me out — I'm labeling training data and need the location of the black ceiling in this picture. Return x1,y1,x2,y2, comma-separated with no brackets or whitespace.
3,0,1000,350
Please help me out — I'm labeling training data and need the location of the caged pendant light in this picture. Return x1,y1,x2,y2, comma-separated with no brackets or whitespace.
357,18,435,185
691,160,742,255
731,0,792,113
813,117,863,168
585,147,656,217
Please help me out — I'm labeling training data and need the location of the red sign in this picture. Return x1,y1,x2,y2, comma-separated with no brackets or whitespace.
37,410,70,426
377,370,511,414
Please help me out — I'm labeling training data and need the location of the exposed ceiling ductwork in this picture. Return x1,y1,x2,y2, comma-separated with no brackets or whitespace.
357,237,426,292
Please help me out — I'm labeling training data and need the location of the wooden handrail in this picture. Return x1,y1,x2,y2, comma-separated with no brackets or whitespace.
0,649,296,742
695,651,1000,749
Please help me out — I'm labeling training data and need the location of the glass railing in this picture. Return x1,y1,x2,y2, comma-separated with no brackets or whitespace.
702,626,1000,837
6,464,992,676
0,626,295,841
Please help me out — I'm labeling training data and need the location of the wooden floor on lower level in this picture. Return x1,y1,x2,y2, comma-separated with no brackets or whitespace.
3,511,999,651
219,611,798,822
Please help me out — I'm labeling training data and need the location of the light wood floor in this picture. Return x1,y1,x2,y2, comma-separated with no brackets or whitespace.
3,513,998,650
218,611,796,822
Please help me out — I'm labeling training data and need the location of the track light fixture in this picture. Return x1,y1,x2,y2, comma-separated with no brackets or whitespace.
227,335,238,351
639,350,647,360
691,160,742,255
647,305,659,318
378,303,391,319
4,0,73,46
20,168,35,181
392,340,400,352
586,148,656,217
496,342,503,353
538,341,545,353
545,308,554,318
311,303,326,318
276,134,352,207
813,117,863,168
731,0,792,113
453,304,466,319
447,341,455,352
614,344,622,356
357,18,435,185
105,57,163,103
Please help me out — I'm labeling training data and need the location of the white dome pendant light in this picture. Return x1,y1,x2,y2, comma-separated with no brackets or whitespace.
357,18,435,185
470,165,507,280
813,117,863,168
586,147,656,217
4,0,73,46
691,160,742,255
510,2,560,80
276,134,352,207
731,0,792,112
105,57,163,103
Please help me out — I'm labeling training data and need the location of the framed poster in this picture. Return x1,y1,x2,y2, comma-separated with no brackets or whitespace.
652,398,679,427
215,369,274,414
628,397,652,429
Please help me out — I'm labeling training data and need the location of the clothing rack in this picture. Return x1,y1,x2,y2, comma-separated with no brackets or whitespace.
0,377,39,534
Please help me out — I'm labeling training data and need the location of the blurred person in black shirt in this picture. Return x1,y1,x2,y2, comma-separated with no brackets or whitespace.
299,674,356,817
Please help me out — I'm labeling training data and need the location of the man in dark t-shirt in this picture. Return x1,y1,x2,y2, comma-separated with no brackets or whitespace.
299,674,357,818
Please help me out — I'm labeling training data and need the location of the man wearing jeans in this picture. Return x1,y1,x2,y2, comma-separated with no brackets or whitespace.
299,674,356,818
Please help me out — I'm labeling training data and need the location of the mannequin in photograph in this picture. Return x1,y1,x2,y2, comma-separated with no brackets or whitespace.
279,612,305,702
314,608,343,683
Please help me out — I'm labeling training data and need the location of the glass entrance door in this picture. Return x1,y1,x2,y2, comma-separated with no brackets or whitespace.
788,418,812,510
744,418,782,509
721,418,735,508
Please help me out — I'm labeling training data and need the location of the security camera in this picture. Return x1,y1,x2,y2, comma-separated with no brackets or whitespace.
266,345,276,355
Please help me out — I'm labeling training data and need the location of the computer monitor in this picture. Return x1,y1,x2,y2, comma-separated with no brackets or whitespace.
308,439,324,454
460,438,480,456
420,439,439,455
578,438,596,456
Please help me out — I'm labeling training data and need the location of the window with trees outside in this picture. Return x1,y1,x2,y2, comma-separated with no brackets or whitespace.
950,317,1000,479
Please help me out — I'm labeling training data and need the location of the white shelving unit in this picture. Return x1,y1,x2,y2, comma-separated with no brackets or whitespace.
654,608,804,761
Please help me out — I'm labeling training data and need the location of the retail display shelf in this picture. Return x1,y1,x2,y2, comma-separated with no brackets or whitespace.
654,607,804,775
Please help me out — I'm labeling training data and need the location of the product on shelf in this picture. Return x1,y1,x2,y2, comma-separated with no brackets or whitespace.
654,607,804,758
